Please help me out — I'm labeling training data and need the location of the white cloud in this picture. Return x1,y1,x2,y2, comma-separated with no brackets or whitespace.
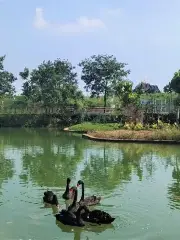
34,7,106,35
34,8,48,29
102,8,123,17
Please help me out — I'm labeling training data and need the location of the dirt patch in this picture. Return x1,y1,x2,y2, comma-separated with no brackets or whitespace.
88,130,155,140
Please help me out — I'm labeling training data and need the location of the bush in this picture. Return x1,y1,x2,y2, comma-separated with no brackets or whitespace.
134,122,144,130
123,122,144,130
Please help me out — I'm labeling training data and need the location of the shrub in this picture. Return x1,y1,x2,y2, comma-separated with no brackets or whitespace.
134,122,144,130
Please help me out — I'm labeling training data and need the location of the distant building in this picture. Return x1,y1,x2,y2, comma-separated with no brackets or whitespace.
133,82,160,94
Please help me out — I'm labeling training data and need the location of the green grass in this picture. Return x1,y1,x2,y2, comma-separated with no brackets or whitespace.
69,122,121,132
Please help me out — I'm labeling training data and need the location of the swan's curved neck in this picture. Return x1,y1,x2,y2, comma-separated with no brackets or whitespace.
72,189,77,207
76,205,88,224
65,181,70,193
80,182,84,201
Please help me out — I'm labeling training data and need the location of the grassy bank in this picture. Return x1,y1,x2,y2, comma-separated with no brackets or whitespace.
86,129,180,141
69,122,121,131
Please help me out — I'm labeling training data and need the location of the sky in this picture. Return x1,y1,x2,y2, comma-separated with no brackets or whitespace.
0,0,180,94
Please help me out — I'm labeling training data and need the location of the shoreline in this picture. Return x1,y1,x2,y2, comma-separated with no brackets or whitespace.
82,133,180,145
63,127,87,134
64,125,180,145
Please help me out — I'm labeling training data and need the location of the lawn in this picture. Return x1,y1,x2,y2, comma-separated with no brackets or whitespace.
69,122,121,132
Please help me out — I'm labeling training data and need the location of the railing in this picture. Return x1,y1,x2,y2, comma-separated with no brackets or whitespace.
0,104,177,115
86,107,114,114
0,107,115,115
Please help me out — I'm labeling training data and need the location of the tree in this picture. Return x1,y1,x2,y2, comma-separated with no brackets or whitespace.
19,59,83,108
164,82,173,93
0,55,16,96
114,80,143,123
114,80,138,106
166,70,180,122
19,67,31,98
79,54,130,112
168,70,180,93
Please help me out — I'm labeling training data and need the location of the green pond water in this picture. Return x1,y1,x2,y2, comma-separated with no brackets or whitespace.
0,128,180,240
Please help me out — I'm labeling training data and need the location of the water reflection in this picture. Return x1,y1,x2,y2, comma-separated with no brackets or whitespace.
167,157,180,209
56,220,114,240
1,129,180,239
1,129,180,209
4,129,87,187
0,150,14,191
80,143,157,191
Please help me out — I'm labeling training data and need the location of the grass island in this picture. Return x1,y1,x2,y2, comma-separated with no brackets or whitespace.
65,121,180,144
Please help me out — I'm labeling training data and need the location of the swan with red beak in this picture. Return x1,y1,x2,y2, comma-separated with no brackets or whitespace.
77,180,102,206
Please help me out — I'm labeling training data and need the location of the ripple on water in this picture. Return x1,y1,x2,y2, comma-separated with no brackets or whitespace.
1,130,180,239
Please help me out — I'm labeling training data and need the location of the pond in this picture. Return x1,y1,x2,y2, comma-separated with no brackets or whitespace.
0,128,180,240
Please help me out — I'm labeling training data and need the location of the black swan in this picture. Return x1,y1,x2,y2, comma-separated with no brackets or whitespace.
67,186,81,213
81,205,115,224
77,180,101,206
55,187,86,227
62,177,74,200
43,190,59,206
70,186,115,224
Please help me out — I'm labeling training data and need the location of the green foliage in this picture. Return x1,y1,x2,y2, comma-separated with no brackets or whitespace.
123,122,144,130
0,113,81,128
84,96,110,107
114,80,133,105
1,55,179,128
0,55,17,96
164,82,173,93
19,59,83,107
134,122,144,130
79,54,130,108
69,122,121,131
174,94,180,106
91,114,116,124
151,123,158,129
169,70,180,93
123,120,179,131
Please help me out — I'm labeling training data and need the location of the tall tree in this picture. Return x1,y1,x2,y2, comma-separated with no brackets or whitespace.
0,55,16,96
19,59,83,107
168,70,180,93
79,54,130,112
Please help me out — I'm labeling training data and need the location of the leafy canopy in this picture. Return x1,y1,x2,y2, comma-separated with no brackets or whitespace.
79,54,130,103
0,55,17,96
168,70,180,94
19,59,83,107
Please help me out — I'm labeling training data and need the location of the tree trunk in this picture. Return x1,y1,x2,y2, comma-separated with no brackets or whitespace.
104,89,107,113
104,80,108,113
176,107,180,124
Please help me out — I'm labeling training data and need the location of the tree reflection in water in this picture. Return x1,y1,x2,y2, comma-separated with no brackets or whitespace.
0,149,14,193
0,129,180,211
80,143,158,192
167,156,180,210
56,220,114,240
